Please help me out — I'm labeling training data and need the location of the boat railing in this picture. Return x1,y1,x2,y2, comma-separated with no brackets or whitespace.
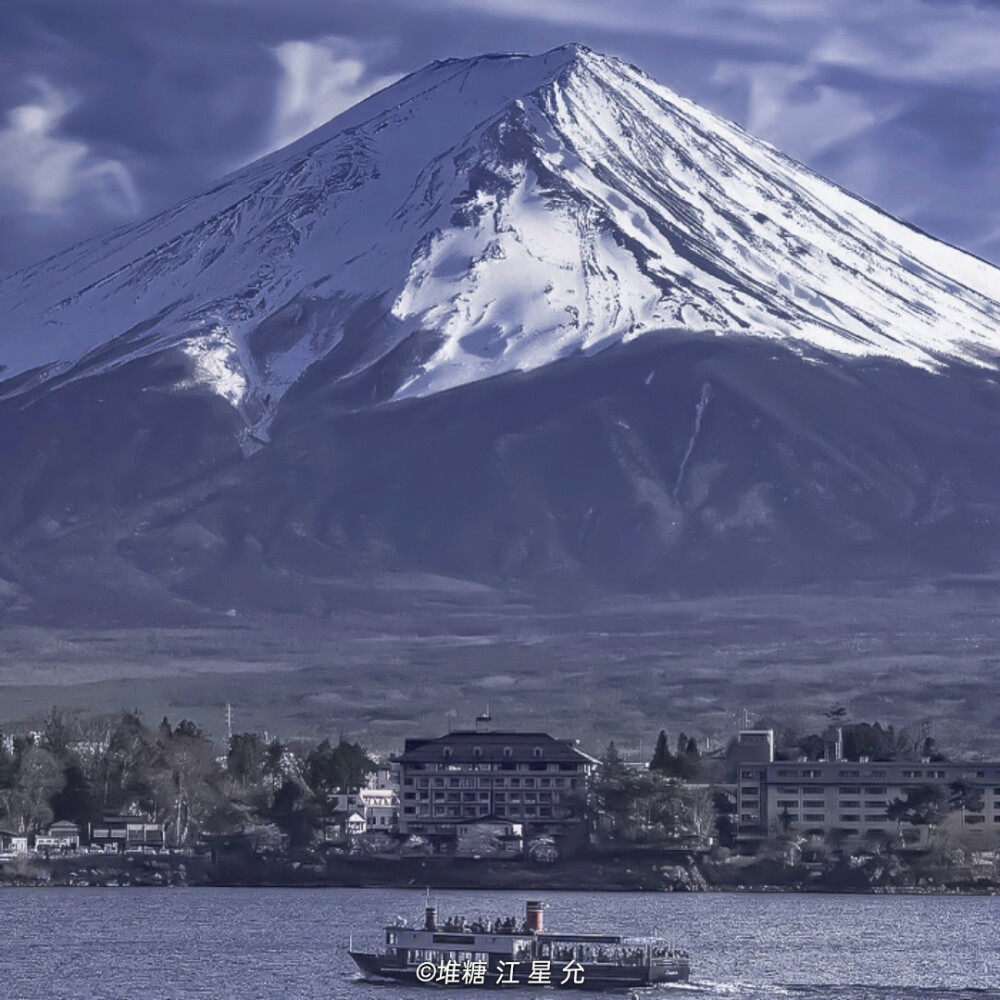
434,916,529,935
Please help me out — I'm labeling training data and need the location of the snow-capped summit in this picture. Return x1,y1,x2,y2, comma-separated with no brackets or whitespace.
2,44,999,445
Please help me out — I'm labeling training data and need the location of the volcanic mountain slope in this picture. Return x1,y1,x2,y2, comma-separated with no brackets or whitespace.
2,44,999,439
1,44,1000,620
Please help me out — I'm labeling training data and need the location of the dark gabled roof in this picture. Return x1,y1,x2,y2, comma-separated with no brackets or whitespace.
395,730,596,765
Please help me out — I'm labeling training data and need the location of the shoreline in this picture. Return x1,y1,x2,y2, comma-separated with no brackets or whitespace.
4,851,999,895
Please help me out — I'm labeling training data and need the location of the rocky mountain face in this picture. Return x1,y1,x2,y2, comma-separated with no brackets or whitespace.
1,45,1000,622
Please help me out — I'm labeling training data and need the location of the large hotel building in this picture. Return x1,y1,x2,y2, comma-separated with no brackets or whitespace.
394,730,597,842
735,729,1000,845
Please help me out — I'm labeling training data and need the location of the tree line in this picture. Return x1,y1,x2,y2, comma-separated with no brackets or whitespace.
0,709,374,847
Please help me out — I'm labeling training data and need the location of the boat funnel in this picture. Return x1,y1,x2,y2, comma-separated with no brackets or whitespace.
425,906,437,931
525,900,543,933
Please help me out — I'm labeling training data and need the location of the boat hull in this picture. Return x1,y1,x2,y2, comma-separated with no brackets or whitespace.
349,951,690,989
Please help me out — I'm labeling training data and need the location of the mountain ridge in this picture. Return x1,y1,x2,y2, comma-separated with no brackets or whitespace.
2,44,998,450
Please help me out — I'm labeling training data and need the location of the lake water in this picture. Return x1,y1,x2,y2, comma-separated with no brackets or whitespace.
0,888,997,999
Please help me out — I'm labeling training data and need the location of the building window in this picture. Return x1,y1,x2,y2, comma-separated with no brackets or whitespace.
838,770,861,778
443,747,452,759
503,747,513,758
473,747,482,757
840,814,860,822
803,814,825,821
533,747,542,758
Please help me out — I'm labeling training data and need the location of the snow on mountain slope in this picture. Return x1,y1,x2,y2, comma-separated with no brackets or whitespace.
1,44,999,444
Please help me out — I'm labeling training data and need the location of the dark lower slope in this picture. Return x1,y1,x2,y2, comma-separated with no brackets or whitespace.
2,332,1000,622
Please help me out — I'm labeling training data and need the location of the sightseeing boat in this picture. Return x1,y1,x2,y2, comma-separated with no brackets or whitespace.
348,899,690,989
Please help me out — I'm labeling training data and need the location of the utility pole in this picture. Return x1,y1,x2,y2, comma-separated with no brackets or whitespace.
226,703,233,744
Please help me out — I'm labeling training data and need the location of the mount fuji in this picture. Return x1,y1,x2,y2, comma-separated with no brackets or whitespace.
2,44,1000,622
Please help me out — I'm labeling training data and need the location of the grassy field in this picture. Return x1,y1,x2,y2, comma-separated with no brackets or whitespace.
2,575,998,758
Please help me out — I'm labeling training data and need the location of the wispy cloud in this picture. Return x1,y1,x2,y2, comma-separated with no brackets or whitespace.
814,14,1000,85
267,36,400,152
713,62,895,161
0,77,138,216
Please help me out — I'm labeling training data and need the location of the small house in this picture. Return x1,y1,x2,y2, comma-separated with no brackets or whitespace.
35,820,81,852
90,813,166,852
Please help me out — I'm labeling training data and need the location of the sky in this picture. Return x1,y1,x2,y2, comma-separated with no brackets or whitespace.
1,0,1000,278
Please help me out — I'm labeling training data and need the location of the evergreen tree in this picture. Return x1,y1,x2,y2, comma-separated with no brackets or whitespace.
649,730,674,772
677,736,702,780
270,779,321,848
228,733,266,789
49,764,92,827
886,783,948,828
305,738,374,794
825,703,848,723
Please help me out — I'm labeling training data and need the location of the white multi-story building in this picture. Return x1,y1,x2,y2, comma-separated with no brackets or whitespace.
359,788,398,831
735,729,1000,847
